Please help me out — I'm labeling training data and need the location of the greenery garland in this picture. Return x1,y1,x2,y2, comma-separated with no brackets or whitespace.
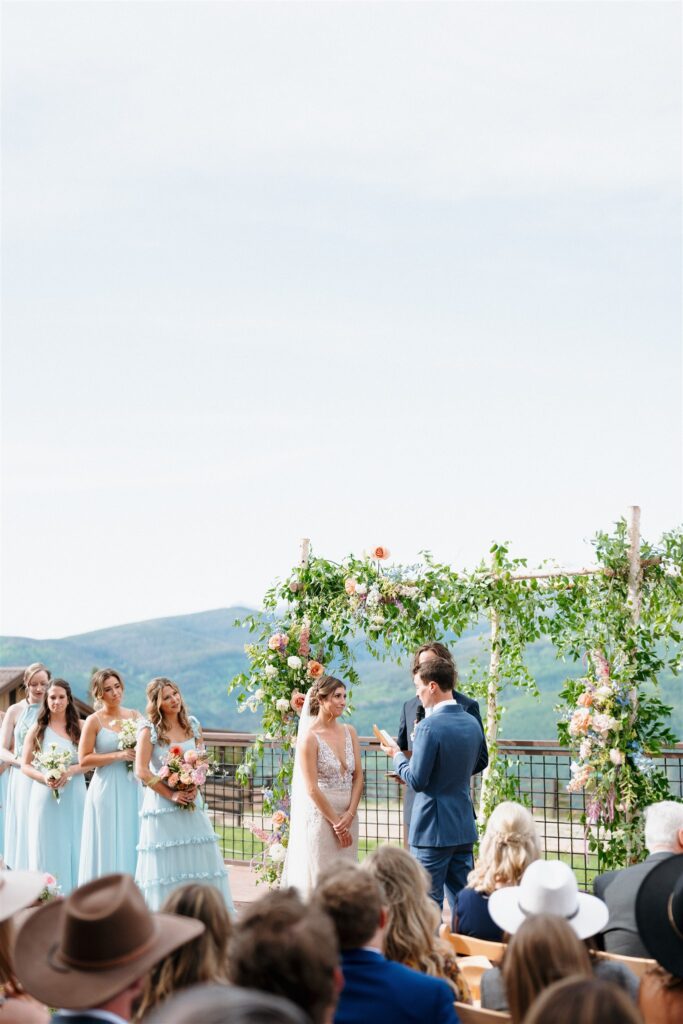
230,525,683,885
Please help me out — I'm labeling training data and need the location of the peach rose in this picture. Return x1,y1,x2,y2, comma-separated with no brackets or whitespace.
272,810,287,826
307,661,324,679
569,708,591,736
345,579,357,595
371,546,390,560
577,690,593,708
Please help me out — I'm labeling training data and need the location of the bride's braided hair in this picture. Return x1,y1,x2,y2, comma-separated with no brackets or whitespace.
308,676,345,716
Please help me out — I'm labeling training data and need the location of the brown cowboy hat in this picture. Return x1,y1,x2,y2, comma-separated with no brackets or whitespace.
14,873,204,1009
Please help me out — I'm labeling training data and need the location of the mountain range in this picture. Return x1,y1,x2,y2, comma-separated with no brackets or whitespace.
2,607,680,741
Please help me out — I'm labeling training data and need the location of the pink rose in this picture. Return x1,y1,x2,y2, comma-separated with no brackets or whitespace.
569,708,591,736
159,765,170,778
192,769,206,785
184,749,198,764
167,772,179,787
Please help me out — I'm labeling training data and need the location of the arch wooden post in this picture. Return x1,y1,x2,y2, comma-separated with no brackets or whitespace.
299,538,310,568
627,506,642,627
478,593,501,819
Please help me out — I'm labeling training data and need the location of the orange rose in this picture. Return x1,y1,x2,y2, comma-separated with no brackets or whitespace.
371,546,390,560
272,810,287,826
307,661,324,679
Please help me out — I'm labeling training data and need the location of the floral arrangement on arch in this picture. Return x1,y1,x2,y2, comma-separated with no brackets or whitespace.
559,648,674,867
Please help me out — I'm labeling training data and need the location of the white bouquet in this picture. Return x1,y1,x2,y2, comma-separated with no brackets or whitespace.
117,719,138,772
32,743,73,801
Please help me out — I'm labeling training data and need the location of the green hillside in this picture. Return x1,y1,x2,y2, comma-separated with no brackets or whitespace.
1,608,680,741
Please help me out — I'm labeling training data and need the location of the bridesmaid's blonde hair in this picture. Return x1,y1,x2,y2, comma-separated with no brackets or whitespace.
467,801,541,894
145,677,193,745
90,668,125,709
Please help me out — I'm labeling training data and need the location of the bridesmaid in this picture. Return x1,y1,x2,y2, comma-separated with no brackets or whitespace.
78,668,142,883
21,679,87,893
0,663,49,868
135,677,234,913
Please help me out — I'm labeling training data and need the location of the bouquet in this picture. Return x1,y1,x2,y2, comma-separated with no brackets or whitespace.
117,719,138,773
38,873,62,903
158,745,212,810
32,743,73,801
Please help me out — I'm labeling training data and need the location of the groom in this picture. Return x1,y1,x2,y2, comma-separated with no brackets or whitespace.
381,656,485,913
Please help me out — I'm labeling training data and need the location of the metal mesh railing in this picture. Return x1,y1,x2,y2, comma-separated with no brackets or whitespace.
203,732,683,888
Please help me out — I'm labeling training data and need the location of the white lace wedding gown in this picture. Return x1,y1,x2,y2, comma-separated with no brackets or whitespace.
283,714,359,896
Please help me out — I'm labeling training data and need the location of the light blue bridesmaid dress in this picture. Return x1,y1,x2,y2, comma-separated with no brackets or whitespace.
3,702,40,869
135,717,234,913
78,723,142,883
27,725,86,893
0,767,7,856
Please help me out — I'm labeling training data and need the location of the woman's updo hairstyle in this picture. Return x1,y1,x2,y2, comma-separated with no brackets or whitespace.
90,668,125,709
309,676,345,716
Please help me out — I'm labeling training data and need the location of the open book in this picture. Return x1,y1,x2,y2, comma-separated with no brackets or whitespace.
372,724,394,746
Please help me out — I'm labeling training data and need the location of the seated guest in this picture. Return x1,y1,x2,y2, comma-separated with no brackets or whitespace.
481,914,592,1022
454,800,541,941
134,883,232,1021
0,869,49,1024
144,983,310,1024
313,863,459,1024
13,873,203,1024
482,860,638,1013
635,853,683,1024
230,888,340,1024
522,976,644,1024
363,844,472,1002
594,800,683,957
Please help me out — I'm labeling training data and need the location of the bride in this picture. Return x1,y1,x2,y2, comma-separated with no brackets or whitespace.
282,676,363,895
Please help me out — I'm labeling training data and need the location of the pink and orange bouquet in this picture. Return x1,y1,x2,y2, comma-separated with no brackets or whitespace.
158,745,212,810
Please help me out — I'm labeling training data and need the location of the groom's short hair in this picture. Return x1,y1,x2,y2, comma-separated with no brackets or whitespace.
314,865,383,949
230,889,338,1024
414,656,455,693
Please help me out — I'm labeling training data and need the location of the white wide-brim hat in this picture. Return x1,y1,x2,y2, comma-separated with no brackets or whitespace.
488,859,609,940
0,870,45,922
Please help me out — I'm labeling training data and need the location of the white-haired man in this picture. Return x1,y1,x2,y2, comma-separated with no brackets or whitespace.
593,800,683,956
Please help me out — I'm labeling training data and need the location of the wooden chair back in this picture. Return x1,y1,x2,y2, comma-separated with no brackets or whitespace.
439,924,506,962
455,1003,512,1023
594,949,656,980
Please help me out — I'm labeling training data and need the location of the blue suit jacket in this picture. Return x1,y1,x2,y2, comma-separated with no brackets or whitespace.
394,704,482,847
335,948,459,1024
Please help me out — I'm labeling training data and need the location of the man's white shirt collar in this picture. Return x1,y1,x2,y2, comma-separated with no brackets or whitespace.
425,699,458,717
58,1011,129,1024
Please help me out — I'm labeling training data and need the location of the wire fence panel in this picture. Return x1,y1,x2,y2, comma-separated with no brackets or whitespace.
203,732,683,888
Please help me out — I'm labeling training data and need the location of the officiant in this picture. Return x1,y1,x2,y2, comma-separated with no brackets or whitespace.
396,643,487,845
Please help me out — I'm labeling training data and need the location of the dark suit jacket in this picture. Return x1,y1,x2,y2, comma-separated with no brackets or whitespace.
397,691,487,828
394,704,483,848
335,948,459,1024
593,850,676,956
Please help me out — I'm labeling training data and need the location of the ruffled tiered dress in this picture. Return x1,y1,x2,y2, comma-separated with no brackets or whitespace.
78,723,142,883
3,702,40,869
26,726,86,893
135,717,234,913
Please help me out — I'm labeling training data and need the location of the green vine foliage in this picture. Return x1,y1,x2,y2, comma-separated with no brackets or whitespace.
229,526,683,884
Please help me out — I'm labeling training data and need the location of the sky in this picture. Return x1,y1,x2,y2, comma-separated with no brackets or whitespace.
2,1,681,640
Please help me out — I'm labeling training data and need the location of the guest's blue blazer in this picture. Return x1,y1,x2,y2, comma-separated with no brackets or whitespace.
394,704,483,848
335,948,459,1024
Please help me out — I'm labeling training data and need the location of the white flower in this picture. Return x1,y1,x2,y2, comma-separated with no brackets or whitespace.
276,698,290,713
366,586,381,609
355,582,367,596
254,689,264,700
287,656,302,670
264,665,278,680
665,562,681,577
269,842,287,864
595,685,612,699
609,749,624,766
236,763,252,779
